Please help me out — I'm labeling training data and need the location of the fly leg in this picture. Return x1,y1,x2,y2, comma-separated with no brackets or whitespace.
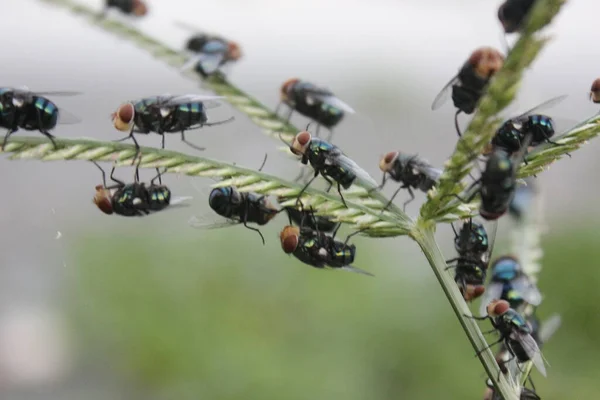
472,337,504,358
242,201,266,246
296,172,319,208
34,108,58,149
92,161,109,188
545,136,571,157
109,164,126,186
180,130,206,152
342,227,370,247
114,125,142,166
1,128,18,150
381,183,408,212
150,168,166,186
257,153,268,172
454,109,463,137
402,187,415,212
368,173,387,194
322,175,347,208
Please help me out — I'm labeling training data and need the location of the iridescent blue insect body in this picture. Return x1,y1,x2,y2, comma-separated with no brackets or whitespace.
0,87,81,149
303,139,356,189
523,114,556,146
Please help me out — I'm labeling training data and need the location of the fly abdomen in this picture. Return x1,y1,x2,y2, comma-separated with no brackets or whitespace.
523,114,555,145
32,97,59,130
148,186,171,211
330,242,356,267
112,183,151,217
507,338,530,363
323,164,356,189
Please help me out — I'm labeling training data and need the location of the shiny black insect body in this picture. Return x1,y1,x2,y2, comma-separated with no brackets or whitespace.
277,79,355,141
447,218,496,301
479,255,542,316
0,87,81,149
113,94,234,158
101,0,147,17
92,162,178,217
471,303,547,377
376,151,442,210
491,95,567,155
282,203,339,233
190,186,280,245
455,136,530,221
280,211,373,276
431,48,504,135
284,131,377,208
174,21,242,77
498,0,536,34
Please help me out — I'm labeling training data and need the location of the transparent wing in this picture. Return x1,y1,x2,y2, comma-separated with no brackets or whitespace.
330,153,379,188
188,214,240,230
340,265,375,277
185,53,227,76
539,314,562,344
431,75,459,110
478,283,503,317
57,107,82,125
161,94,225,109
510,276,542,306
170,196,193,206
202,39,229,54
513,94,568,121
411,157,443,181
173,20,203,33
32,91,83,97
509,178,536,218
309,93,355,114
516,332,547,377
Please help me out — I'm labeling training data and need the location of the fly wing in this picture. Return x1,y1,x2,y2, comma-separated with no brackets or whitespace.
305,90,355,114
161,94,225,109
169,196,193,206
340,265,375,277
57,108,82,125
411,157,443,181
513,94,568,121
331,153,379,188
32,91,83,97
539,314,562,344
516,332,547,377
198,53,228,75
478,283,503,317
299,85,355,114
180,52,226,76
188,214,240,229
510,276,543,306
431,75,459,110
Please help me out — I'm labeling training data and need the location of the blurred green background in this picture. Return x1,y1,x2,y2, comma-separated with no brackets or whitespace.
65,218,600,400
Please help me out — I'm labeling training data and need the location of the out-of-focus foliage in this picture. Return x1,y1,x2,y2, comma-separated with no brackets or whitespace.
68,223,600,400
